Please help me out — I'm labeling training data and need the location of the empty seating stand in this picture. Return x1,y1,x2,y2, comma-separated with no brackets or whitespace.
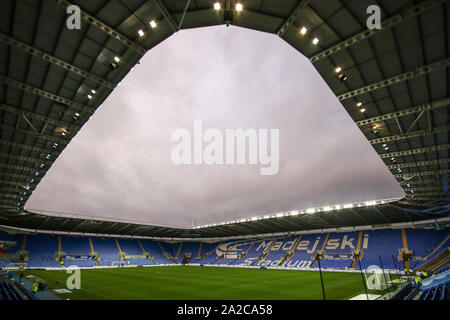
0,278,35,301
417,282,449,300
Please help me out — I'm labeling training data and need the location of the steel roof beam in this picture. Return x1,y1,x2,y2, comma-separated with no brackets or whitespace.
407,191,449,197
380,144,450,159
153,0,178,33
369,124,450,144
388,158,450,169
405,186,446,192
0,163,34,172
276,0,310,36
409,197,447,201
337,58,450,101
0,171,40,181
395,169,450,179
356,98,450,127
0,151,51,165
1,103,81,132
0,32,115,89
55,0,146,55
177,0,191,31
0,187,23,194
0,123,69,144
310,0,447,62
0,140,57,157
0,75,94,114
400,178,448,185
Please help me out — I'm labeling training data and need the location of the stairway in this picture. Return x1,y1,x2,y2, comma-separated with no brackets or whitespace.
18,235,27,269
89,238,100,266
414,248,450,273
175,242,183,261
197,241,203,260
401,229,410,270
251,238,278,266
229,241,256,265
279,236,302,266
350,231,363,269
137,239,155,264
157,241,173,262
310,234,329,268
115,239,129,265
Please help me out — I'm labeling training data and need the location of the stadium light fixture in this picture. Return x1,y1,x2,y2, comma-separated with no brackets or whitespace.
382,143,387,147
323,206,332,212
356,102,362,107
150,20,157,28
46,154,51,159
87,94,92,100
360,108,366,113
138,29,145,37
214,2,221,10
290,210,299,216
299,27,307,35
235,3,243,11
337,73,347,81
91,89,96,94
114,56,120,63
335,205,341,210
335,66,342,73
312,37,319,45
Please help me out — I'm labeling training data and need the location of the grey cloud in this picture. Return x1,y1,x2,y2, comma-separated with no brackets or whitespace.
26,26,405,228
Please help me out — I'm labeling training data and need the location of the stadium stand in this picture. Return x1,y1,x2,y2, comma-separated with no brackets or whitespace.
406,270,450,300
0,227,448,272
0,277,36,300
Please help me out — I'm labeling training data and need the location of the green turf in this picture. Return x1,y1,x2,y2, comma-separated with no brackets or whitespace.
24,266,386,300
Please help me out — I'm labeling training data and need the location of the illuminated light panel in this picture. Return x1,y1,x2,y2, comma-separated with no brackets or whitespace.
192,198,401,228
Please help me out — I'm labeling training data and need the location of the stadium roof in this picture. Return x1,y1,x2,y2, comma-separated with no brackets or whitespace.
0,0,449,237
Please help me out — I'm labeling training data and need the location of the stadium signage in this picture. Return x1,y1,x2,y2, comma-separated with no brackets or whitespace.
171,121,279,175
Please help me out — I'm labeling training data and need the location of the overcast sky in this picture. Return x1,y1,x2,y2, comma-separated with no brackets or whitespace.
26,26,404,228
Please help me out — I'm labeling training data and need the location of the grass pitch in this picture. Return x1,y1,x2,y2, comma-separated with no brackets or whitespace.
24,266,381,300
